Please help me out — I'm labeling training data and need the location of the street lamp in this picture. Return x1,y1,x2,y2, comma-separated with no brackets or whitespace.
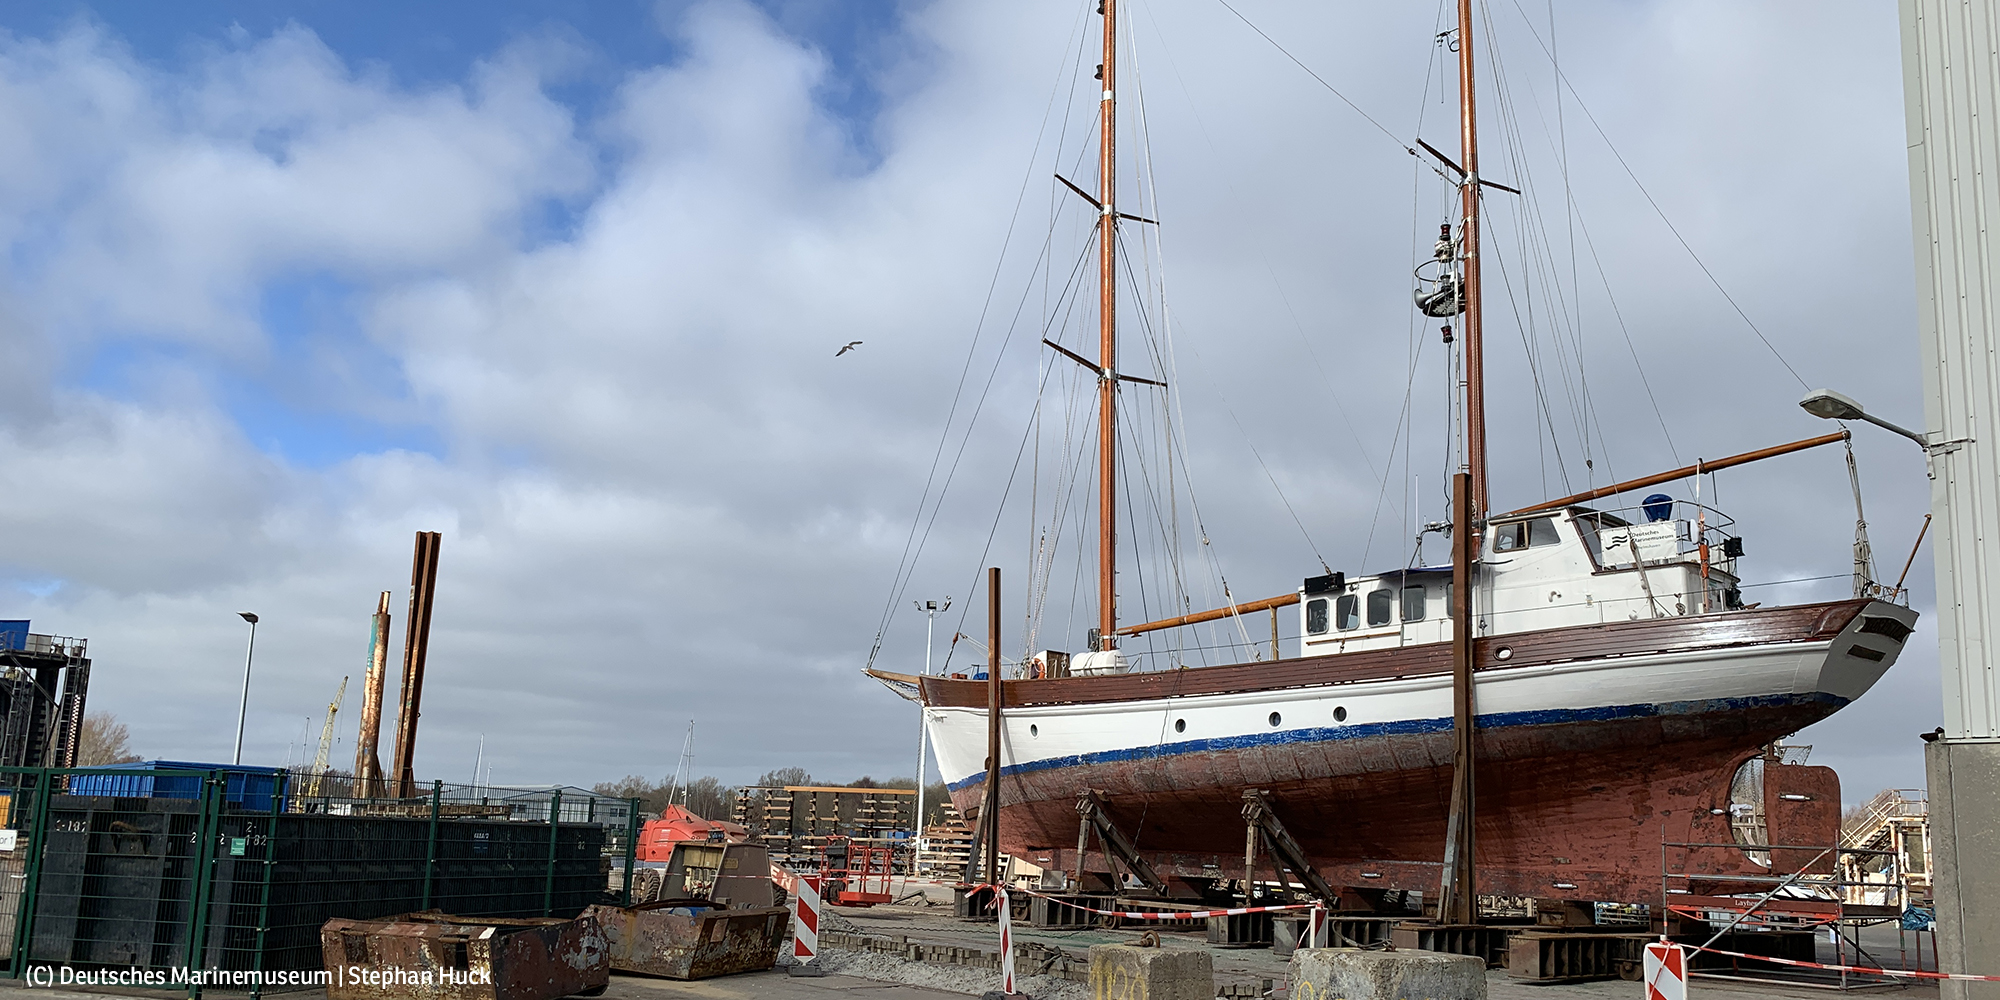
1799,388,1930,448
233,612,258,766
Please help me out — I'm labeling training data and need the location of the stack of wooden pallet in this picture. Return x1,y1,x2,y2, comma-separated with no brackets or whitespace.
918,801,974,875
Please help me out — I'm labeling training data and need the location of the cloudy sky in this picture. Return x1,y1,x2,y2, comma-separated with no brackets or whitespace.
0,0,1935,804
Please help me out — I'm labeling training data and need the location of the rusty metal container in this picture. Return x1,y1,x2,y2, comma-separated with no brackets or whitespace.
322,912,608,1000
583,901,788,980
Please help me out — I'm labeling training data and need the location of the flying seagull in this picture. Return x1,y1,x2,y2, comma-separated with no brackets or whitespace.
836,341,863,356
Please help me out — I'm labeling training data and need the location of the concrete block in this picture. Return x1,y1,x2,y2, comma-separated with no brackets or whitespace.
1927,739,2000,1000
1087,944,1213,1000
1289,947,1486,1000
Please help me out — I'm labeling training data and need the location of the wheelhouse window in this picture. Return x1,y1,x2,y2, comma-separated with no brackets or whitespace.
1401,585,1426,622
1366,589,1393,627
1306,598,1330,635
1336,594,1360,631
1493,517,1561,553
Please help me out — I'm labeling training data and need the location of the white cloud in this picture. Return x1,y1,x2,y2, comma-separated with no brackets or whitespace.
0,0,1941,805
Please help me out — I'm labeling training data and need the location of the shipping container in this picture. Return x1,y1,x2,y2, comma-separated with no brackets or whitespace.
64,761,286,813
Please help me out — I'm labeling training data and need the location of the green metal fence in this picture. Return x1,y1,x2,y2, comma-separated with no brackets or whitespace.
0,767,641,998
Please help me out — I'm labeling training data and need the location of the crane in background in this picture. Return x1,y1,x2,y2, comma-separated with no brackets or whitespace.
305,676,348,798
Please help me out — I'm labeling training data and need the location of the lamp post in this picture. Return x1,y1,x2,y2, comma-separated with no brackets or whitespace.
911,598,950,868
1799,389,1932,449
233,612,258,766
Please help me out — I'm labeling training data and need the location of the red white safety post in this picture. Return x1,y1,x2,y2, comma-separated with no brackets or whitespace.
789,874,824,977
998,887,1019,995
1644,941,1687,1000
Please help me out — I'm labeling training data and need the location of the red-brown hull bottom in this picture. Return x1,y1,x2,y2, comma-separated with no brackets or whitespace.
950,701,1841,904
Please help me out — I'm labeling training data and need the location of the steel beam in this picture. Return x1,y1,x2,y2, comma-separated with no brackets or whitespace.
1076,790,1168,897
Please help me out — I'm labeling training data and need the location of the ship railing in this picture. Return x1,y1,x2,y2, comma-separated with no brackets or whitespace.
1,633,87,657
1841,788,1927,846
1573,501,1738,570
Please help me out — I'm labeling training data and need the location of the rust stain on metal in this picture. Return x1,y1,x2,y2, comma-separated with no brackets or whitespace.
321,911,608,1000
355,590,391,797
391,530,442,799
583,902,788,980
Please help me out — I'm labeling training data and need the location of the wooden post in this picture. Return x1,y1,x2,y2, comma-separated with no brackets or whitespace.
1441,472,1478,924
983,567,1003,898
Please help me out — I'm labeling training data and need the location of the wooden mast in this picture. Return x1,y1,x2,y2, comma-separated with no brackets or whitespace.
1442,0,1485,928
1457,0,1487,517
1096,0,1120,653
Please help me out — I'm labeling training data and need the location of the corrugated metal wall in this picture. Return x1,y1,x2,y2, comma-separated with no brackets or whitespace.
1904,0,2000,740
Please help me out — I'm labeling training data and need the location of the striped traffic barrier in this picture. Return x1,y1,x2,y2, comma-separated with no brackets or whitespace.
995,886,1023,997
789,874,824,977
1644,941,1686,1000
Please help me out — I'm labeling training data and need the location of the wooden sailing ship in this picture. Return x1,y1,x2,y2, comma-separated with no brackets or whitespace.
869,0,1916,908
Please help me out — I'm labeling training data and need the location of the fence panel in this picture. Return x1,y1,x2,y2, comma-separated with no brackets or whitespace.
0,771,623,992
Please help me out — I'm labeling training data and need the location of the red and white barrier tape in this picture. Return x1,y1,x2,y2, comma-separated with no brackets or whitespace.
1666,904,1836,929
1692,944,2000,983
961,883,1317,921
1036,898,1319,921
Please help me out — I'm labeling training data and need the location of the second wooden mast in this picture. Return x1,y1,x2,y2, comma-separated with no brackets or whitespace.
1442,0,1488,928
1457,0,1487,517
1097,0,1120,653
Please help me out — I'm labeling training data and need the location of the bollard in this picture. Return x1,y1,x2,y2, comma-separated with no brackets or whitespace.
789,874,825,977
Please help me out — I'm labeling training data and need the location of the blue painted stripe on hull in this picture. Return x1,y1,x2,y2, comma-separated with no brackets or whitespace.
945,692,1847,793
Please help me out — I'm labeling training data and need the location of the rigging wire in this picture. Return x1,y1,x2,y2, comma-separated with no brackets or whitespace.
1133,1,1384,488
1209,0,1417,157
1478,58,1575,494
1177,328,1333,576
866,2,1096,670
1548,0,1589,486
1501,0,1812,390
937,363,1066,677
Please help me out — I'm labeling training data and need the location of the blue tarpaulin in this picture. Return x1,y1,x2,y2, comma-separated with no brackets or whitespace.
67,760,287,813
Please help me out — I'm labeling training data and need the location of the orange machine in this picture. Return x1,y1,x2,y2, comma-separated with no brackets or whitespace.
636,804,750,861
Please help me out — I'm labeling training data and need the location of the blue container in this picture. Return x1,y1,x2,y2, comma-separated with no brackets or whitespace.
0,622,28,651
67,760,287,813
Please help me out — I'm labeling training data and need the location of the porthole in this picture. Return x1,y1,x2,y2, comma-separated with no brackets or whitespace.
1268,712,1282,727
1333,706,1348,723
1174,719,1186,734
1029,724,1039,738
1495,646,1514,661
